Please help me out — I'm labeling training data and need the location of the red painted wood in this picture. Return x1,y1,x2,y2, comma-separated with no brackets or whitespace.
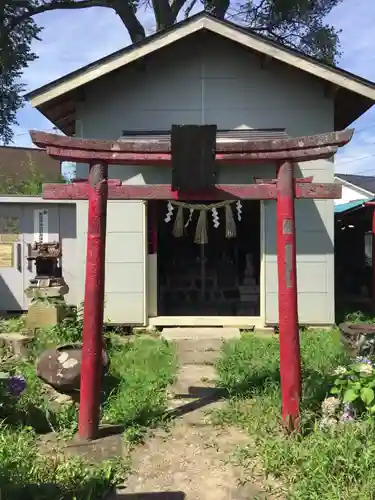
30,129,354,153
42,182,342,201
148,201,158,254
296,182,341,199
78,162,108,440
254,176,313,184
276,161,301,432
42,145,339,164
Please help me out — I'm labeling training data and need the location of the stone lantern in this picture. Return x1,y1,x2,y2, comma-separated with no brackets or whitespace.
25,241,69,331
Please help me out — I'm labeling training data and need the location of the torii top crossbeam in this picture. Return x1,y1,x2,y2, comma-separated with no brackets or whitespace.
31,129,352,201
31,129,352,165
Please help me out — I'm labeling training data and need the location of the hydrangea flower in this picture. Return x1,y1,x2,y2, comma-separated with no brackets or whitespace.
333,366,347,376
321,396,340,416
7,376,26,397
358,363,373,375
319,416,337,430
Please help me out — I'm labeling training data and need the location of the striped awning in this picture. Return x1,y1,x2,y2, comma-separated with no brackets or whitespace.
335,199,370,214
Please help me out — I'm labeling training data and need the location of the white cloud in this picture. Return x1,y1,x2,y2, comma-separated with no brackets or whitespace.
13,0,375,179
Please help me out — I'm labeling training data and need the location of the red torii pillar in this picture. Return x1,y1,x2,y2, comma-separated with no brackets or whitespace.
277,161,300,429
29,129,352,439
79,162,108,439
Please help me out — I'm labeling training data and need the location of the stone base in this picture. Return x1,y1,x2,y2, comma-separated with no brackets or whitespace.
26,302,68,331
25,285,69,300
0,333,34,358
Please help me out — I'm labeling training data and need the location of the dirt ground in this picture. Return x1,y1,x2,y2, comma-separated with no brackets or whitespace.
113,334,283,500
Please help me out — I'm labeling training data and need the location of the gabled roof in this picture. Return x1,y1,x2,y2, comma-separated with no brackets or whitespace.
335,173,375,196
26,12,375,135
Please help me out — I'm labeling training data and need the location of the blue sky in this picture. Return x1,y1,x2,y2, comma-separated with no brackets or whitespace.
13,0,375,177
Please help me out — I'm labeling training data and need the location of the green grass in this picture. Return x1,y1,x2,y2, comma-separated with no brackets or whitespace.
0,312,177,435
214,329,375,500
102,335,177,431
0,424,129,499
0,312,178,497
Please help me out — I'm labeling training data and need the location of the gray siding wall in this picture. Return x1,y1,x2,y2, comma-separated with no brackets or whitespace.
76,33,335,325
0,201,76,311
76,200,146,324
58,204,77,306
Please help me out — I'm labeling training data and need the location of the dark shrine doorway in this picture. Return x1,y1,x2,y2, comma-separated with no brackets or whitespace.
156,200,261,316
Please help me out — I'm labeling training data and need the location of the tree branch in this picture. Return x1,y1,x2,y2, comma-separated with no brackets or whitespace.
151,0,174,30
10,1,108,29
9,0,146,43
110,0,146,42
171,0,187,16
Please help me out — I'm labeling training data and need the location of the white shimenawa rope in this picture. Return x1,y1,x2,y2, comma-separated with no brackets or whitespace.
173,206,184,238
225,204,236,239
165,200,241,244
195,210,208,244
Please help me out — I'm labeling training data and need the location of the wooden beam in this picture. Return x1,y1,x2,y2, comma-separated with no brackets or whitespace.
255,176,313,184
42,182,342,201
78,162,108,440
42,145,339,165
296,182,341,199
30,129,354,154
276,161,301,432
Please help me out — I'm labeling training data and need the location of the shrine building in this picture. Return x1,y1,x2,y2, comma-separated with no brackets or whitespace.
26,13,375,329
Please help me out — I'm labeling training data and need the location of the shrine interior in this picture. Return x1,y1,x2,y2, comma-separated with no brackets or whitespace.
157,200,261,316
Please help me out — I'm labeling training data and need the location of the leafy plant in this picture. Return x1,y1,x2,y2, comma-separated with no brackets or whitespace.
0,158,66,195
330,357,375,414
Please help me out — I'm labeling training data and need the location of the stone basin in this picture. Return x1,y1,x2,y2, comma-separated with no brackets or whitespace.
36,343,109,392
339,322,375,357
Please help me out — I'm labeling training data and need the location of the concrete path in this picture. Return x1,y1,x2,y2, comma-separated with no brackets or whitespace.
114,330,280,500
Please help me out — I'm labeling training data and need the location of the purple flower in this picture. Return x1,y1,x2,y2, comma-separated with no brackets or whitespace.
7,376,26,397
356,357,373,365
340,403,355,422
340,412,355,422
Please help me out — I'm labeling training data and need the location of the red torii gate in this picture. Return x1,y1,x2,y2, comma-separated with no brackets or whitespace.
30,128,353,440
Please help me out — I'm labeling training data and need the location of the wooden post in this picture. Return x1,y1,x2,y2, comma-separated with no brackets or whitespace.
78,162,108,440
276,161,301,431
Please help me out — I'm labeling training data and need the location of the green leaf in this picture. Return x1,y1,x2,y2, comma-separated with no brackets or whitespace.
330,387,340,394
343,389,359,403
361,387,375,406
333,379,347,386
351,364,366,373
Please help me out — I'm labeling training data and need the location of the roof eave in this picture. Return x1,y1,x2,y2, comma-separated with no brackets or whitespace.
27,13,375,131
334,176,375,198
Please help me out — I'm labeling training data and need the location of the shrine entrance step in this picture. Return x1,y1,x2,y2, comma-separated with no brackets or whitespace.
161,327,241,341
